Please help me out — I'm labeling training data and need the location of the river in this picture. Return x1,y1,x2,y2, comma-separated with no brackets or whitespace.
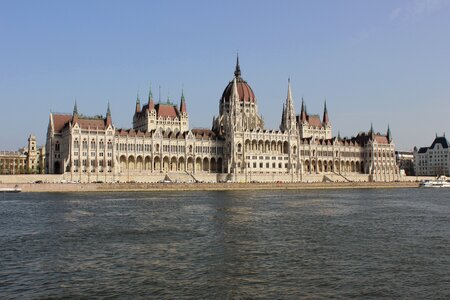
1,188,449,299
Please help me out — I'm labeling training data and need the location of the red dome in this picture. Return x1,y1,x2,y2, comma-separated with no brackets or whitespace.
221,77,256,103
221,56,256,103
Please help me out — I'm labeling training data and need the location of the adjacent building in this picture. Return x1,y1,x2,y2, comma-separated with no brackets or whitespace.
0,135,45,175
46,58,399,182
396,151,415,176
414,135,450,176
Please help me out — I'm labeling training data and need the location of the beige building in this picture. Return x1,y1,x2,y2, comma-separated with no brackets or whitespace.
46,57,399,182
0,135,45,175
414,135,449,176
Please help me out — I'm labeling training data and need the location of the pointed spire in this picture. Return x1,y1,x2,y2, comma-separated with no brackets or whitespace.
148,84,155,111
234,53,241,78
106,102,112,126
282,78,297,133
180,89,187,114
338,131,341,140
387,124,392,143
231,77,239,102
287,78,292,102
323,100,329,124
73,100,78,116
300,97,307,122
135,92,141,113
370,122,375,139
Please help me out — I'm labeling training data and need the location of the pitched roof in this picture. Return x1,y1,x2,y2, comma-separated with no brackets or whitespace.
52,114,72,133
192,128,217,139
430,136,449,149
156,104,179,119
76,118,106,130
374,135,389,144
307,115,322,127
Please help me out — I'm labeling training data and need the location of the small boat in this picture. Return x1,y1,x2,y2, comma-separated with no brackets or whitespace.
0,185,22,193
419,176,450,188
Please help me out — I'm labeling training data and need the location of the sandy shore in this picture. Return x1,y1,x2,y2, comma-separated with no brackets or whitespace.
1,181,419,193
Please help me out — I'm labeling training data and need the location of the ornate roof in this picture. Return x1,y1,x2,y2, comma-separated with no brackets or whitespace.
221,56,256,103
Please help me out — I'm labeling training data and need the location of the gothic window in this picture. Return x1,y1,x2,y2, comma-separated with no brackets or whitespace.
55,142,60,152
82,140,88,150
91,140,96,149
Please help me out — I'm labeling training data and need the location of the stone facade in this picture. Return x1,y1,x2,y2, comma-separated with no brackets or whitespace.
46,58,399,182
414,135,450,176
0,135,45,175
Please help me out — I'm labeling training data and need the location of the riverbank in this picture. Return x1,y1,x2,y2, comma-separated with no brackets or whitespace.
1,181,419,192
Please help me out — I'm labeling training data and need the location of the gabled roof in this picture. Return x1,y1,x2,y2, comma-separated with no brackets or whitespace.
418,136,449,153
430,136,449,149
52,114,72,133
191,128,217,139
307,115,322,127
76,118,107,130
156,103,179,119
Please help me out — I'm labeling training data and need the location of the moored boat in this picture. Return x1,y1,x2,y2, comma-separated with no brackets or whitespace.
419,176,450,188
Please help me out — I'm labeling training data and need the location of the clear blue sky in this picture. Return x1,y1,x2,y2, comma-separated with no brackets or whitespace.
1,0,449,151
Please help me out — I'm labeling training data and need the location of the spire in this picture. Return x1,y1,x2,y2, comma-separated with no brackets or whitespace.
323,100,329,124
72,100,79,123
180,89,187,114
282,78,297,133
73,101,78,116
234,53,241,78
280,103,286,130
148,84,155,110
287,78,292,102
370,123,375,139
135,92,141,113
337,131,341,140
387,124,392,143
106,102,112,126
231,77,239,102
300,97,307,123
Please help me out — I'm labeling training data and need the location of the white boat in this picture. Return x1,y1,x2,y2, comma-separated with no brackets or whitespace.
419,176,450,188
0,185,22,193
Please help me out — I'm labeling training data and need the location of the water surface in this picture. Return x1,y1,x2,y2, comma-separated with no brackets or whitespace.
1,188,449,299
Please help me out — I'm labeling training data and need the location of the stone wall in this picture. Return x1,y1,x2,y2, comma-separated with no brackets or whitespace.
0,174,64,184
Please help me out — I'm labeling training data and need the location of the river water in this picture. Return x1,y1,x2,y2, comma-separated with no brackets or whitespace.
0,188,449,299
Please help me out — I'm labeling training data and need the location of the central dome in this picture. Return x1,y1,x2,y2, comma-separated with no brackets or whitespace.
220,57,256,103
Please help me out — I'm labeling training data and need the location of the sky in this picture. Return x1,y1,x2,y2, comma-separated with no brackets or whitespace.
1,0,449,151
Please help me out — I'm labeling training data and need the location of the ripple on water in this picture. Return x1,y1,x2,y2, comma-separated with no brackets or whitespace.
0,189,449,299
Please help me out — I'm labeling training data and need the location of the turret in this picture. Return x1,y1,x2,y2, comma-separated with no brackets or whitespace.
72,101,79,123
281,78,297,133
300,98,307,123
370,123,375,139
106,102,112,127
234,53,241,78
148,85,155,111
135,93,141,113
180,89,187,114
387,124,392,143
323,100,329,125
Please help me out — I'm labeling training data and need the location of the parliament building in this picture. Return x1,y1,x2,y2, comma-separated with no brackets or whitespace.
46,58,399,183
